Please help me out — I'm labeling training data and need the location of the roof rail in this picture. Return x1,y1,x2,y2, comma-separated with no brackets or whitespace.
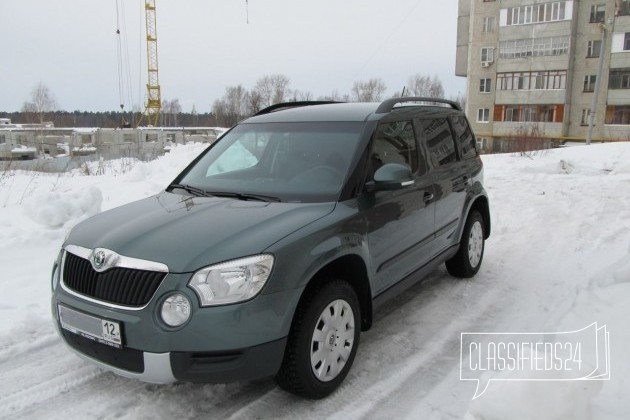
376,97,461,114
253,101,343,116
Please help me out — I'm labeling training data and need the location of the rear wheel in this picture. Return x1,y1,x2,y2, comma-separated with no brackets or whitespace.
276,280,360,399
446,210,485,278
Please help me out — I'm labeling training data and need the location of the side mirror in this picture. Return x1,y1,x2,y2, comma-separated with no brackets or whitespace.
366,163,414,192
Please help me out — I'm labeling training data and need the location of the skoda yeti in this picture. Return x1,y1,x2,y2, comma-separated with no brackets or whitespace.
51,98,490,399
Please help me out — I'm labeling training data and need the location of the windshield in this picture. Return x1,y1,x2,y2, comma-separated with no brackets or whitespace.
177,122,365,202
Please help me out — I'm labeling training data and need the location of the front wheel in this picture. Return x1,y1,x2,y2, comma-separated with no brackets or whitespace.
276,280,360,399
446,210,485,278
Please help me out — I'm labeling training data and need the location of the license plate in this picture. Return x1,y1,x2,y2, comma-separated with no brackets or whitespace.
58,305,123,349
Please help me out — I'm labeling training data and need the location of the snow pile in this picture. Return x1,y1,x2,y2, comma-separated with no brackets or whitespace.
24,187,102,228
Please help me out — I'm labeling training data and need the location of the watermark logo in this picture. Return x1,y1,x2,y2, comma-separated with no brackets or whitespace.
460,322,610,399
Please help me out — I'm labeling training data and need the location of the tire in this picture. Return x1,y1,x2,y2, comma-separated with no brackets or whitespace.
446,210,485,278
276,280,360,399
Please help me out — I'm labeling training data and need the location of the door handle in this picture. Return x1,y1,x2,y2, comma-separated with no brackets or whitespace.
423,192,434,202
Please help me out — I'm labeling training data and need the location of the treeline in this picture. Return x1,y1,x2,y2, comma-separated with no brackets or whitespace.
211,73,465,126
7,74,465,128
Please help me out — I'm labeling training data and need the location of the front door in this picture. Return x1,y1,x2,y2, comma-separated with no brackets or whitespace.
361,120,436,294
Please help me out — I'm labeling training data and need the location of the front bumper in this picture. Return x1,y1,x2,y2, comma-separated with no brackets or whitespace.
56,322,287,383
52,271,301,383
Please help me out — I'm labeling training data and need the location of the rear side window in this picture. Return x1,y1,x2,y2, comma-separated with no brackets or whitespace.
416,118,457,168
451,115,478,159
371,121,421,175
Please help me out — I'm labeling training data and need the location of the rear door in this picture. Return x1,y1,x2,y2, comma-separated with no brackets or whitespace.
415,116,468,257
362,119,436,294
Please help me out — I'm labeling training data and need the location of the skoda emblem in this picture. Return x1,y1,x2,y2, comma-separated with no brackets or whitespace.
93,250,107,270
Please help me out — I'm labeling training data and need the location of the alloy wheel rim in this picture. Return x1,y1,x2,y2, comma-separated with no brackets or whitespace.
310,299,355,382
468,221,484,268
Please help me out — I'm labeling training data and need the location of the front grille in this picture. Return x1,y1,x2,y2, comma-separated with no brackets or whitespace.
63,252,167,307
61,328,144,373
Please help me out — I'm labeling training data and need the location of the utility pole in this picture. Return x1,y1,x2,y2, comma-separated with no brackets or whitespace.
586,21,609,145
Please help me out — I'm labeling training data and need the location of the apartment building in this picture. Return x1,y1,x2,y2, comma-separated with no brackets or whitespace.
457,0,630,151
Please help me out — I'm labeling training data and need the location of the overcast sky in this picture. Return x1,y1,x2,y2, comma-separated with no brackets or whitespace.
1,0,467,113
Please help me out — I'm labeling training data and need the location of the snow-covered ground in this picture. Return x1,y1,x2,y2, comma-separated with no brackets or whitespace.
0,143,629,419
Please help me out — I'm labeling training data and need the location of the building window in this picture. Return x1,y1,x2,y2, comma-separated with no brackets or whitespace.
581,109,592,126
482,16,496,33
583,75,597,92
590,4,606,23
480,78,492,93
481,47,494,63
477,108,490,122
499,36,570,58
587,40,602,57
503,1,569,26
0,135,5,145
609,68,630,89
605,105,630,124
626,32,630,50
476,137,488,151
494,104,564,123
497,70,567,90
616,1,630,16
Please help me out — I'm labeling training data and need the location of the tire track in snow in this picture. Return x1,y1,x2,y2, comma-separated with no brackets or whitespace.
0,363,101,418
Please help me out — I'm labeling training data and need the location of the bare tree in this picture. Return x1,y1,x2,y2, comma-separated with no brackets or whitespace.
212,85,248,126
351,78,387,102
246,90,263,115
405,74,444,98
253,74,291,107
318,90,350,102
289,89,313,102
22,82,58,124
160,98,182,126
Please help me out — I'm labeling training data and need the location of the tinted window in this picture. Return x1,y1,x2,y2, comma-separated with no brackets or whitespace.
416,118,457,167
450,115,478,159
371,121,421,176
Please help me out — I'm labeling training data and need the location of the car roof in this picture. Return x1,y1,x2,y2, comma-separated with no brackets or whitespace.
242,100,464,124
243,103,382,123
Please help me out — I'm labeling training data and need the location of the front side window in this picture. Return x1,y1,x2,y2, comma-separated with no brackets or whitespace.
179,122,365,202
370,121,420,175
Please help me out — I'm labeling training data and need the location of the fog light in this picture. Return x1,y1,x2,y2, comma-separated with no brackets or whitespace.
160,293,191,327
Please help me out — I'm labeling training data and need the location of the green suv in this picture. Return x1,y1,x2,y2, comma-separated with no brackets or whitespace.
51,98,490,399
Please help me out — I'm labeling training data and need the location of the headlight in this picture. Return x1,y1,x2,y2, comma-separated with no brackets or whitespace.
51,249,64,291
160,293,192,327
188,254,274,306
51,264,60,291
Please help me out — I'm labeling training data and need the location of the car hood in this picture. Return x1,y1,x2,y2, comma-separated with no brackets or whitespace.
67,191,335,273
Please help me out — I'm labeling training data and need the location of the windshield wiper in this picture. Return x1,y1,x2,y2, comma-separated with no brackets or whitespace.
206,191,281,202
169,183,213,197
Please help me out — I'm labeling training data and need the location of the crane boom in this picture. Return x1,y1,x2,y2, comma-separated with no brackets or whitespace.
141,0,161,126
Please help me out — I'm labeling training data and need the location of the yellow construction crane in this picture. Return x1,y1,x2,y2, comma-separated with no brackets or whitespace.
139,0,161,126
